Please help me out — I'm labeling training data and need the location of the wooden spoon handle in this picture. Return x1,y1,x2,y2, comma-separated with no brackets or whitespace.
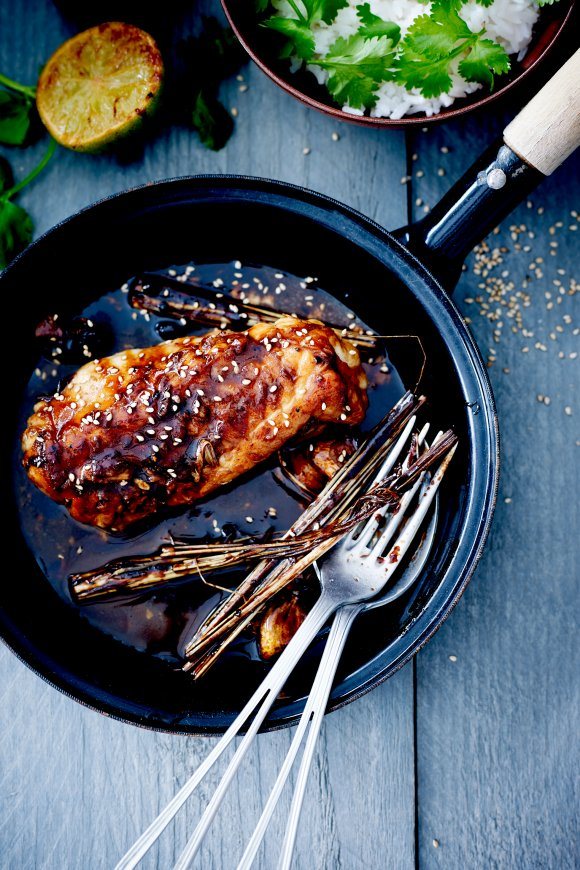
504,48,580,175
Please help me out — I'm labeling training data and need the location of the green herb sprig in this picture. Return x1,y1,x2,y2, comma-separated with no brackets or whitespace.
261,0,526,107
264,0,349,59
0,72,57,269
395,2,511,98
0,73,37,147
0,139,56,268
180,18,248,151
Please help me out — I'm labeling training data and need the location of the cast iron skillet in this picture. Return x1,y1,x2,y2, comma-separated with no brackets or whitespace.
1,56,577,735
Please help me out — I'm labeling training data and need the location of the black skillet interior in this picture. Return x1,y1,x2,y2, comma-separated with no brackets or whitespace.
2,177,497,733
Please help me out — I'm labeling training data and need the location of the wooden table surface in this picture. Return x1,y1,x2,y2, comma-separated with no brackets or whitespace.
1,2,578,868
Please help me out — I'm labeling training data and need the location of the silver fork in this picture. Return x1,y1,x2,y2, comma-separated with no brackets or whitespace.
116,422,456,870
236,423,437,870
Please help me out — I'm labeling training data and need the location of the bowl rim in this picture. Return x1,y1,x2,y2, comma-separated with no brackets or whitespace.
221,0,576,128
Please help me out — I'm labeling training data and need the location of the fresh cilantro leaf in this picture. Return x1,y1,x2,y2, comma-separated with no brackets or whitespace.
302,0,349,25
356,4,401,43
404,5,472,58
395,48,454,98
459,37,510,87
0,156,14,193
396,0,510,97
0,89,34,146
475,0,495,6
0,199,32,268
263,0,347,60
263,15,316,60
535,0,560,5
317,34,396,109
191,90,234,151
255,0,270,11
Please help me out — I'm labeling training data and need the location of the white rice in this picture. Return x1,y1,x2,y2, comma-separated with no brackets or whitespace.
272,0,539,119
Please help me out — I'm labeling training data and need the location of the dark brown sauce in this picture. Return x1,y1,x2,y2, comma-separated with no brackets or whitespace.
14,262,404,667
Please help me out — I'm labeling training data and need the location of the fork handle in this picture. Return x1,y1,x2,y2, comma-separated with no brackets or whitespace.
235,602,364,870
277,603,363,870
115,592,337,870
170,591,339,870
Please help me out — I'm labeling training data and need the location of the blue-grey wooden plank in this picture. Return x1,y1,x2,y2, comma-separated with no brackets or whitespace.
411,107,579,869
0,2,415,868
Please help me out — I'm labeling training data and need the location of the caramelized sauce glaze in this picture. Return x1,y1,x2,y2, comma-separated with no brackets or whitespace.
14,262,404,667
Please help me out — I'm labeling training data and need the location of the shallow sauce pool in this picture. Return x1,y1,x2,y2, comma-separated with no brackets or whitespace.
14,262,405,668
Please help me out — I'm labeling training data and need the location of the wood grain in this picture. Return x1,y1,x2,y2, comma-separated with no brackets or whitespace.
411,108,580,870
0,2,415,869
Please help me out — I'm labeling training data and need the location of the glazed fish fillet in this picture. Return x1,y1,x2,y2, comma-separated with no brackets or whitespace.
22,317,368,531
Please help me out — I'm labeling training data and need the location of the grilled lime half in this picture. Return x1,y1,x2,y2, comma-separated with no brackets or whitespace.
36,21,163,152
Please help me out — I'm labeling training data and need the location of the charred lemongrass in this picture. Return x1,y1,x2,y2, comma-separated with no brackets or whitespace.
70,476,406,604
184,428,458,680
71,413,448,607
182,392,426,669
129,272,386,350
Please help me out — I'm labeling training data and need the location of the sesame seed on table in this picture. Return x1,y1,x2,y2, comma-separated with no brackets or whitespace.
0,2,578,869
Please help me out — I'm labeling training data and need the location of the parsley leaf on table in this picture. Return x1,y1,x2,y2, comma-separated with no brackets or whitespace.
0,199,33,268
180,18,247,151
0,139,56,269
356,4,401,43
192,90,234,151
0,74,37,146
395,0,510,97
317,33,397,109
0,156,14,193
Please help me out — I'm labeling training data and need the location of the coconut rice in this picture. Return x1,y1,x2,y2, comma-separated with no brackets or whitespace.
272,0,540,119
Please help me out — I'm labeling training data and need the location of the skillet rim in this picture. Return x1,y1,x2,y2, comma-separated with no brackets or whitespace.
1,174,499,734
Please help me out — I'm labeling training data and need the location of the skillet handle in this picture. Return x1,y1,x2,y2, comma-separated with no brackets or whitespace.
504,49,580,176
395,48,580,290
